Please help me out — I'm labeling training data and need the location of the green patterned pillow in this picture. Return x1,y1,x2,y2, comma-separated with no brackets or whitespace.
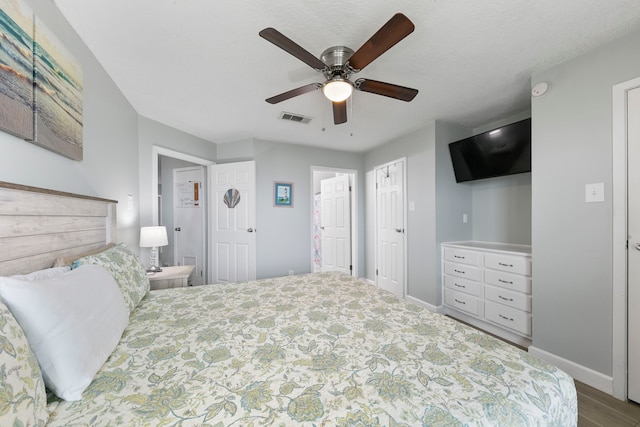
0,300,48,426
72,244,150,313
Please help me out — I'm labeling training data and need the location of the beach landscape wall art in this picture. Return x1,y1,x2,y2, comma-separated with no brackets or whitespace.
0,0,83,160
34,15,83,160
0,0,34,140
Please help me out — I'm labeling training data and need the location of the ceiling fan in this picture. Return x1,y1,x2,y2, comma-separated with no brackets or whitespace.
259,13,419,125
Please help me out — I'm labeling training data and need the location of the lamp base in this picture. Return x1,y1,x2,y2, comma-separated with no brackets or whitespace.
147,246,162,273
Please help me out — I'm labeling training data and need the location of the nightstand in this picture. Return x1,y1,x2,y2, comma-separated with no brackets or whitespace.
148,265,194,290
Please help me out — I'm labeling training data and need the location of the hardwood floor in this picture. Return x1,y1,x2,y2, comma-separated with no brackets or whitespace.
577,381,640,426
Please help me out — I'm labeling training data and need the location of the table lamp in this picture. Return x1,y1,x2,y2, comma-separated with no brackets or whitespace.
139,226,168,272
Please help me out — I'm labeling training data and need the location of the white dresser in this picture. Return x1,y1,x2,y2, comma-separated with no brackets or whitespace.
441,241,532,347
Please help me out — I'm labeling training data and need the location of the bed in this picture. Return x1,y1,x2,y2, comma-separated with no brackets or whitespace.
0,182,578,426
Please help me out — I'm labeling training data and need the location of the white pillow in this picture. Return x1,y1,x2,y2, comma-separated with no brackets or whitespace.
0,264,129,401
6,266,70,281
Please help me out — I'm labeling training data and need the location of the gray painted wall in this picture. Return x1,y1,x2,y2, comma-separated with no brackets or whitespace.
365,124,439,303
471,173,532,244
219,139,365,279
364,116,531,306
470,111,532,245
434,121,474,304
0,0,140,248
137,117,217,265
137,116,217,227
531,28,640,376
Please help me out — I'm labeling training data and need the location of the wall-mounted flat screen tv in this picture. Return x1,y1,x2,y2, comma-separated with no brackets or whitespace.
448,118,531,183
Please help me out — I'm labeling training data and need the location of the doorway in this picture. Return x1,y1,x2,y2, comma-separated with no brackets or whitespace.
310,166,358,276
172,166,205,286
152,147,214,284
612,76,640,401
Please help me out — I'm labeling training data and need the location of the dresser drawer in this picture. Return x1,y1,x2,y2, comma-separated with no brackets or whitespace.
443,262,482,282
485,253,531,276
485,284,531,312
484,269,531,294
485,300,531,336
445,289,482,317
444,247,481,266
444,274,482,297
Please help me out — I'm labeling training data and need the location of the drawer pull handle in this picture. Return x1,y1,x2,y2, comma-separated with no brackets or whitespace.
498,295,514,302
498,262,514,268
454,283,466,288
454,269,465,274
454,255,465,259
498,279,514,285
454,298,466,305
499,314,514,322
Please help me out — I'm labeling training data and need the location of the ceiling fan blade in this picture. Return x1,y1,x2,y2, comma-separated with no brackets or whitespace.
356,78,418,102
259,27,327,71
333,101,347,124
266,83,321,104
348,13,415,71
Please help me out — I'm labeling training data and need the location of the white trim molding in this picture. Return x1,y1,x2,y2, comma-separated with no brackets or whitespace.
151,146,214,225
309,166,359,277
529,346,613,395
612,76,640,400
405,295,442,313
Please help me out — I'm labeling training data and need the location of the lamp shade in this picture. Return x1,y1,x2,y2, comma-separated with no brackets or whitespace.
139,226,168,248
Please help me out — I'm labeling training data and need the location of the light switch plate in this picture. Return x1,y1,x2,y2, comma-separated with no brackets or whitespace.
585,183,604,203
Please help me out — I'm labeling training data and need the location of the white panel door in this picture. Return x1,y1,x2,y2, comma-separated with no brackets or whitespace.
321,175,351,273
209,161,256,284
628,86,640,403
376,161,405,298
173,166,205,285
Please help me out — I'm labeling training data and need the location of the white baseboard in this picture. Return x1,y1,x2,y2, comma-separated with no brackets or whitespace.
528,346,613,395
405,295,442,313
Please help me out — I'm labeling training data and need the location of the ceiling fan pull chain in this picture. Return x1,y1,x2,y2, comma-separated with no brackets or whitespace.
322,93,327,132
349,97,354,137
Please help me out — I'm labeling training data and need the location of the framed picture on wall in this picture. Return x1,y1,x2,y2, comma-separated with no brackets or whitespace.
33,15,83,160
0,0,35,141
274,181,293,207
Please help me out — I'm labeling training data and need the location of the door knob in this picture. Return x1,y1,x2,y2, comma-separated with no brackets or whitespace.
175,227,181,232
635,243,640,251
247,227,254,233
394,228,403,233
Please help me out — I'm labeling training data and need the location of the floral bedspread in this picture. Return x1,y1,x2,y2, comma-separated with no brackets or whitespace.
46,272,577,426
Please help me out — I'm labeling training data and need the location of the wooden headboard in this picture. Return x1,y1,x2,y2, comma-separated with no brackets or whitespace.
0,181,117,276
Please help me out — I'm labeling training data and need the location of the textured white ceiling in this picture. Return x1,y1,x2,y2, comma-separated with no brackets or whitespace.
53,0,640,152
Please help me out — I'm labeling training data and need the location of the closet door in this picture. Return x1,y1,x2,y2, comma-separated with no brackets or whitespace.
375,160,405,298
628,86,640,403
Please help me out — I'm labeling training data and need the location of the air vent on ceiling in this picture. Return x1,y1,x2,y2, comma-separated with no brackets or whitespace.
279,111,312,124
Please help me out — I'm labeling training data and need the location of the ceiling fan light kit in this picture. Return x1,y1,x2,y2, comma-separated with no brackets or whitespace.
259,13,419,125
322,78,354,102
